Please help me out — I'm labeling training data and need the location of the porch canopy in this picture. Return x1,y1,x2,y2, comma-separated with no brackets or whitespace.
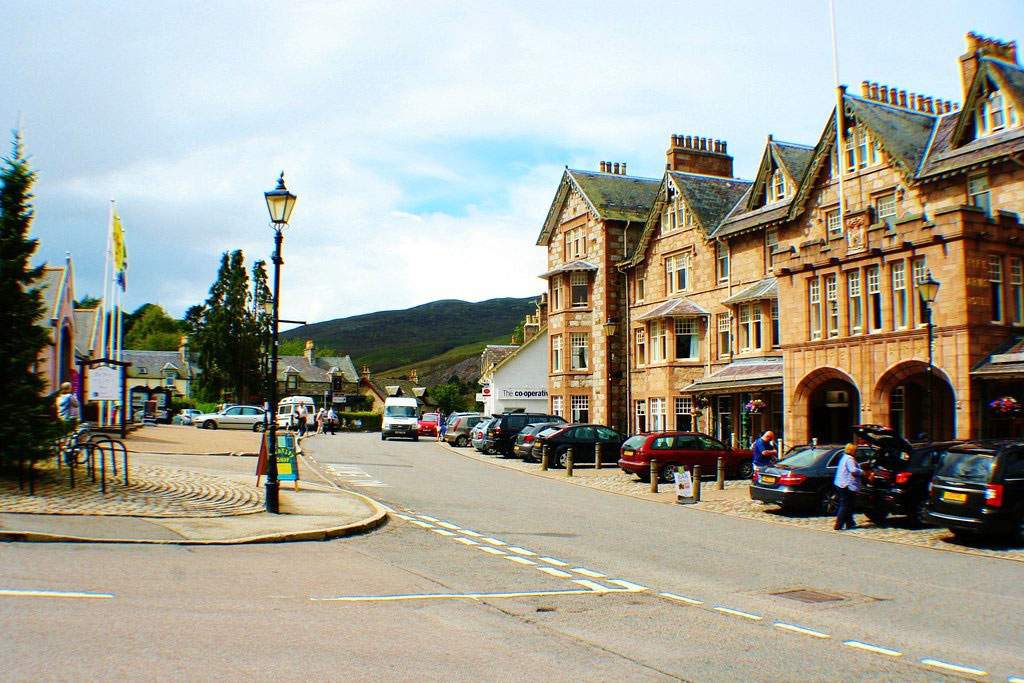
635,297,710,321
683,356,784,395
722,277,777,306
539,260,598,279
970,338,1024,379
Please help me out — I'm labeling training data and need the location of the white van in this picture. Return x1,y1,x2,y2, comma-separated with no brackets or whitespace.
276,396,316,429
382,397,419,441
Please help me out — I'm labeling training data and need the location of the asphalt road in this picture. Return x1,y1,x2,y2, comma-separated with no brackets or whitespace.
2,433,1020,681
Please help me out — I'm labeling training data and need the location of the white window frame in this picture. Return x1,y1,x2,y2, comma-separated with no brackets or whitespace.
666,254,689,294
826,209,842,238
770,300,780,347
674,318,698,360
847,270,863,335
635,399,647,433
550,275,562,311
570,271,589,308
892,261,907,330
570,395,589,423
968,173,992,216
808,278,822,340
650,320,668,363
551,396,563,418
867,265,883,332
635,328,647,366
765,227,778,272
570,332,588,370
717,313,731,357
551,335,562,372
1011,257,1024,326
565,227,586,259
825,274,839,338
769,168,786,202
876,192,897,224
650,398,667,432
990,255,1004,324
636,272,646,302
913,258,928,327
716,242,729,282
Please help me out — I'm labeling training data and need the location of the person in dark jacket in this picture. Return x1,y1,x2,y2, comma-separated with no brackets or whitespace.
751,430,777,479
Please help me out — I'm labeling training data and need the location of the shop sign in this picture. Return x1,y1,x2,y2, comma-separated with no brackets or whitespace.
499,387,548,399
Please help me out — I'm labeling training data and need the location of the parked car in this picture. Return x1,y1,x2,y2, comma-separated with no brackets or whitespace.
382,397,419,441
418,412,440,437
193,405,266,431
472,417,496,453
619,432,754,484
853,424,962,526
486,412,566,457
925,439,1024,541
512,422,563,461
445,413,483,447
750,443,875,512
174,408,203,426
525,425,565,462
535,424,625,468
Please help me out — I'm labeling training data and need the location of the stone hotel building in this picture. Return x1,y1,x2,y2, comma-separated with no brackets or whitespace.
537,33,1024,446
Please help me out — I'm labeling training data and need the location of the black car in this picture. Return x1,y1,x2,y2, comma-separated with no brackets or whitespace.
750,444,875,513
512,422,564,461
925,440,1024,541
534,424,625,468
486,412,566,457
853,425,961,527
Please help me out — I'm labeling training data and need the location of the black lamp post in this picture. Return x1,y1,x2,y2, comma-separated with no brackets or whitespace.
263,172,297,514
918,270,940,440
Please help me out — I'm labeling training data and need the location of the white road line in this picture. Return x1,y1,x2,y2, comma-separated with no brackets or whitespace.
573,579,610,592
607,580,648,592
418,515,440,522
432,529,457,537
351,481,389,487
437,522,461,530
455,538,479,546
311,588,608,602
393,514,414,521
774,622,830,639
506,556,537,566
571,568,605,578
537,567,573,579
920,659,987,677
0,589,114,599
481,537,506,546
506,547,537,557
713,606,762,621
410,520,435,529
1007,676,1024,682
659,592,703,606
478,546,506,556
843,641,902,657
459,529,482,537
537,557,569,567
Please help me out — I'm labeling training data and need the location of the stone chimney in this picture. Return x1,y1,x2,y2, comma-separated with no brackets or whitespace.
536,292,549,326
304,339,315,364
408,369,418,384
960,32,1018,100
598,161,629,175
179,335,189,364
858,80,958,114
665,134,733,178
360,365,371,380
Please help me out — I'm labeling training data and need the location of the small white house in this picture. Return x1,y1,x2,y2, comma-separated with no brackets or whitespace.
480,328,548,415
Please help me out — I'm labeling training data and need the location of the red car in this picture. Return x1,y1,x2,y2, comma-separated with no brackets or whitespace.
618,431,754,483
418,412,440,437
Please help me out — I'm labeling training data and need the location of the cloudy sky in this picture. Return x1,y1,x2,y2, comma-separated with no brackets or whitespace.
7,1,1022,324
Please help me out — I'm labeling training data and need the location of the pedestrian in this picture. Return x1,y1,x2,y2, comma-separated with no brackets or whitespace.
326,406,337,435
55,381,80,424
436,413,447,442
295,403,307,436
316,407,326,434
750,430,777,479
833,443,862,530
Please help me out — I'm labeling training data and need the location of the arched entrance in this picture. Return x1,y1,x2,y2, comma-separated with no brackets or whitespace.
794,368,861,445
874,361,955,440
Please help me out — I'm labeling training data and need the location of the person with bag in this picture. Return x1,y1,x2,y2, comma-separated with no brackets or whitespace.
833,443,862,530
326,406,338,435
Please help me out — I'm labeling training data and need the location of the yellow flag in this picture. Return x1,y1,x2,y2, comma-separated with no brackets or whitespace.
111,207,127,289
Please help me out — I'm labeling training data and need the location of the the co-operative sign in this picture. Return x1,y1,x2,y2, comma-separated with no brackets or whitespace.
500,388,548,399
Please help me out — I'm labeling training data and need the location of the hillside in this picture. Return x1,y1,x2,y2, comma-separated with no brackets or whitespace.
281,297,536,373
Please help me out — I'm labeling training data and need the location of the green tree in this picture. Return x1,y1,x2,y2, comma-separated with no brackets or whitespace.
251,260,272,397
429,383,466,414
0,134,67,468
123,303,182,351
74,294,101,309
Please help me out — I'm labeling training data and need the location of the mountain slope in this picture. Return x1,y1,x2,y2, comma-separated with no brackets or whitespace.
281,297,535,372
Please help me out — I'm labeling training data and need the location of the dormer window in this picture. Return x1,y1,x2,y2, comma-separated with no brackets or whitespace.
768,168,787,202
843,127,880,172
976,88,1019,137
663,195,692,235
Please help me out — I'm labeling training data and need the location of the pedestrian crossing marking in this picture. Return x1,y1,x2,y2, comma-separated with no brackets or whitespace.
572,580,610,592
506,556,536,566
506,547,536,557
481,538,506,546
571,568,605,578
537,567,573,579
437,522,461,530
455,537,478,546
538,557,569,567
479,546,506,556
432,529,457,537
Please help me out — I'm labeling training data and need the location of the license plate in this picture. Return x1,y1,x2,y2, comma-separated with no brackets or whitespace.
623,450,633,457
760,475,777,485
942,491,967,503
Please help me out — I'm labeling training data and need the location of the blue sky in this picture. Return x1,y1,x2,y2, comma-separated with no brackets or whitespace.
5,1,1023,324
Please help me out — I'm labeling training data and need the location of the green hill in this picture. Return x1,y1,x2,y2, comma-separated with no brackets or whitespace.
281,297,536,372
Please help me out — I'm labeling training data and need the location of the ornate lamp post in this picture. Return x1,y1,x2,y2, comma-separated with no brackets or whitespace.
918,270,940,440
263,172,297,514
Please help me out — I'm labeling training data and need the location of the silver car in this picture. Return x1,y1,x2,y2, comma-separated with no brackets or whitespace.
194,405,267,431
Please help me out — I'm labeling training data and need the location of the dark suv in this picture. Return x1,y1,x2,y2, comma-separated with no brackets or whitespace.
853,425,961,527
486,412,565,457
925,440,1024,541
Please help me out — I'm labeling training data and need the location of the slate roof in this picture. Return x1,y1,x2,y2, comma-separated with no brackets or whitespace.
537,169,660,246
485,327,547,378
367,377,436,407
843,95,936,177
276,354,359,383
73,307,102,357
481,345,519,373
771,141,815,182
970,337,1024,378
123,350,194,379
35,266,67,322
683,357,784,393
634,297,710,321
722,278,778,306
540,260,599,279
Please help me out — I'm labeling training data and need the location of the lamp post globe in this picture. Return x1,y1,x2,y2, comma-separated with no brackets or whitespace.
265,172,297,226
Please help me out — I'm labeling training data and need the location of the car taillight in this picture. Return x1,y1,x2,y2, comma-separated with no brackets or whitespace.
778,473,806,486
895,472,912,485
751,471,759,483
985,484,1004,508
525,435,535,443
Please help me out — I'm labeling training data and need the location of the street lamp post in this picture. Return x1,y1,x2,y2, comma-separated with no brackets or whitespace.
918,270,941,440
263,172,297,514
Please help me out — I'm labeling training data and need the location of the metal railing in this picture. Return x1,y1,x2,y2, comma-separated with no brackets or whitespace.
54,426,129,492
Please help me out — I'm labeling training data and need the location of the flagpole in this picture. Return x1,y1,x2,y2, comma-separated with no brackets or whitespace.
829,0,847,238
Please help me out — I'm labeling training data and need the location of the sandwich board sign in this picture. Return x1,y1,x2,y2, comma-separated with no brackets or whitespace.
674,468,696,505
255,432,300,490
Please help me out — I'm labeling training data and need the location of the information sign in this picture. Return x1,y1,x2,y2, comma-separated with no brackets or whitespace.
87,365,122,401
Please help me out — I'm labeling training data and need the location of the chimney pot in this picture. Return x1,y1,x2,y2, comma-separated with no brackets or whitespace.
613,162,620,174
722,141,727,154
899,90,907,107
879,85,888,102
861,80,870,97
684,135,692,148
621,162,627,175
870,83,880,100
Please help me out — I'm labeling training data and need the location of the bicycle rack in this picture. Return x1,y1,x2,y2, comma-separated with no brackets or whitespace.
54,435,128,492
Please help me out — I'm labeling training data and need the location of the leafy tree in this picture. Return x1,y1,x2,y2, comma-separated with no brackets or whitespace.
278,338,341,357
74,294,101,309
510,319,525,345
0,134,68,468
251,260,272,397
123,303,182,351
429,382,466,414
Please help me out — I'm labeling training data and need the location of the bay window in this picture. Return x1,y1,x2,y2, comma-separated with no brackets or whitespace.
674,318,698,360
571,271,589,307
570,333,588,370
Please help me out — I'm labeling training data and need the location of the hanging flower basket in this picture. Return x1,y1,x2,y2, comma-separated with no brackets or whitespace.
744,399,766,414
989,396,1021,415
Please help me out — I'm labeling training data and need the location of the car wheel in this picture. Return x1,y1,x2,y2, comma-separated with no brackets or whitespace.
818,488,838,515
456,435,469,447
253,422,265,432
556,449,569,469
950,528,977,543
866,509,889,526
738,460,753,480
381,434,387,441
412,435,419,442
204,420,217,430
637,471,651,483
912,498,931,528
659,463,676,484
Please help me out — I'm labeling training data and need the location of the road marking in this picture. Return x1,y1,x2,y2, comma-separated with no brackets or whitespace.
455,537,478,546
774,622,830,639
713,606,762,621
0,589,114,600
432,529,457,537
409,520,434,529
478,546,506,556
571,568,605,578
481,538,506,546
418,515,440,522
572,579,610,592
393,513,414,521
459,529,482,537
607,580,648,592
311,588,612,603
659,592,703,606
537,567,573,579
920,659,987,677
1007,676,1024,682
506,547,537,557
506,556,536,566
437,522,461,530
351,481,389,487
538,557,569,567
843,641,902,657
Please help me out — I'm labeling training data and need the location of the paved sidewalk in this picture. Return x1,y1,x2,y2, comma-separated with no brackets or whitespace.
121,424,261,456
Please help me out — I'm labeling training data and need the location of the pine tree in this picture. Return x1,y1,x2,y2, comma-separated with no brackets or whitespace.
251,260,272,398
0,134,67,468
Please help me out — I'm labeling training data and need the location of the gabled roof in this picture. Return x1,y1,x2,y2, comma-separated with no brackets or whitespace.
722,278,778,306
843,94,936,178
634,297,710,321
123,350,194,379
485,326,547,379
276,354,358,383
950,56,1024,149
73,307,102,358
772,141,815,182
536,169,660,246
35,265,67,323
540,260,599,279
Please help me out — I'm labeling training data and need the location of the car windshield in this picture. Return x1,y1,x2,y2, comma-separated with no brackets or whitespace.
421,413,439,422
935,450,994,483
385,406,417,418
777,446,835,469
536,427,562,439
622,436,647,450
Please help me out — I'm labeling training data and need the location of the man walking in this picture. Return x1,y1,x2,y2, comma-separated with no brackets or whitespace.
326,406,337,435
295,403,307,436
750,430,777,479
833,443,862,530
